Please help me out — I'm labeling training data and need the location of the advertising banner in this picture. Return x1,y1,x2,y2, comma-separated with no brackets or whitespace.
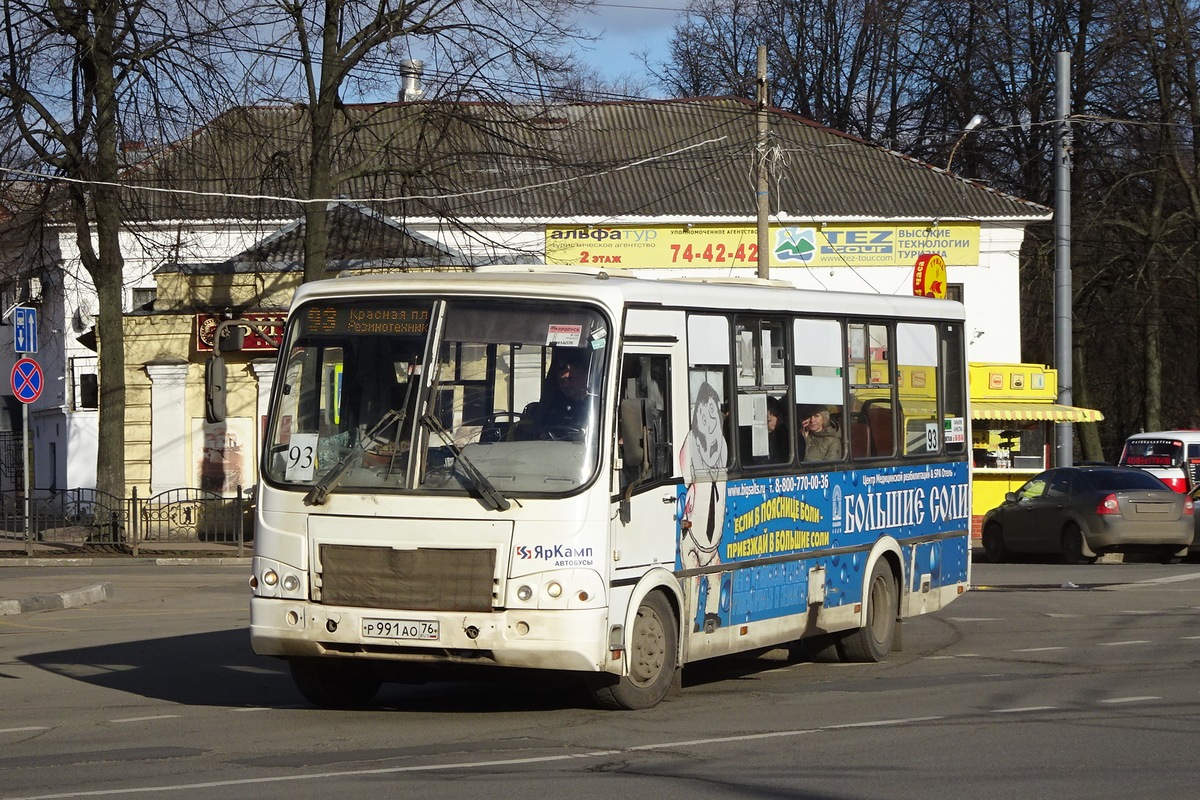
546,222,980,269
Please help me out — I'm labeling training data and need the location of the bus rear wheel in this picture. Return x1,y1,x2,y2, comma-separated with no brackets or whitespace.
289,658,382,709
839,560,897,663
588,591,678,710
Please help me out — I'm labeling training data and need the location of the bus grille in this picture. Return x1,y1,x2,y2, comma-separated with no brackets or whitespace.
317,544,497,612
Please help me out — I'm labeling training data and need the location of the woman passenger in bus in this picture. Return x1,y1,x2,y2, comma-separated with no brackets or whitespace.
800,404,842,462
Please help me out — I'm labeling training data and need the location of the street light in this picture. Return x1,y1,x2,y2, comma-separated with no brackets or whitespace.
946,114,985,172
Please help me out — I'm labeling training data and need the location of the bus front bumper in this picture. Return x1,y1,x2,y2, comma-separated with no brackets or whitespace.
250,597,613,673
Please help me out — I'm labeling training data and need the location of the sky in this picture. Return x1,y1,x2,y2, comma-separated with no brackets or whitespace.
571,1,691,94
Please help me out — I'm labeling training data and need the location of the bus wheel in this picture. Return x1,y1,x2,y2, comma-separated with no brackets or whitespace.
289,658,382,709
588,592,678,710
839,560,897,663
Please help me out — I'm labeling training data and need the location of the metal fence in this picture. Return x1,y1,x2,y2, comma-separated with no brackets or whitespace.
0,486,249,556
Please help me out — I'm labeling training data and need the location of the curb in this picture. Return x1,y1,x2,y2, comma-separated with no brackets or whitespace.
0,582,113,616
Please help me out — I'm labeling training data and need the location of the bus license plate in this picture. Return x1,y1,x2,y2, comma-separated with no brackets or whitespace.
362,618,440,641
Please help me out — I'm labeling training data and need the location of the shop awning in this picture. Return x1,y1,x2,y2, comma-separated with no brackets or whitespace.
971,401,1104,423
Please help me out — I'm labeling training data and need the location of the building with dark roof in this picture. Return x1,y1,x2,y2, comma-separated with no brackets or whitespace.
0,97,1050,496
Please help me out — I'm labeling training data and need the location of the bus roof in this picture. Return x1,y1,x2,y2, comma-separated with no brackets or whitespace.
291,266,967,322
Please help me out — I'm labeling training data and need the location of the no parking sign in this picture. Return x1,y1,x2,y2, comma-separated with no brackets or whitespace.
11,357,43,404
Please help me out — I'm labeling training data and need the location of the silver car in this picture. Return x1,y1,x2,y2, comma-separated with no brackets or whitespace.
982,466,1194,564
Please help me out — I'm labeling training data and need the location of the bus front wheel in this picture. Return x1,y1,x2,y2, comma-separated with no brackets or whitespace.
289,658,382,709
839,560,898,663
588,591,678,710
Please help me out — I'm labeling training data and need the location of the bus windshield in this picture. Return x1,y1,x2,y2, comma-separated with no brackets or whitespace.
262,296,609,499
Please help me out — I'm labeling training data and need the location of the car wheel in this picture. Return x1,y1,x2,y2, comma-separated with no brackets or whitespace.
289,658,382,709
1160,548,1184,565
982,523,1008,563
1061,522,1097,565
588,591,678,710
839,559,898,663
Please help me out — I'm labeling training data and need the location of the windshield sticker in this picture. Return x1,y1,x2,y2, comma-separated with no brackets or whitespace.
546,324,584,346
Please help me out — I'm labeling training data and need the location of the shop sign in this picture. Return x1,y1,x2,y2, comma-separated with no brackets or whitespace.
545,222,980,269
196,313,285,352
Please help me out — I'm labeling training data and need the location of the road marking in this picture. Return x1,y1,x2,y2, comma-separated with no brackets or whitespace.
825,716,944,729
1099,696,1160,704
0,713,956,800
0,726,49,734
109,715,181,724
1105,572,1200,590
1097,640,1151,647
1012,646,1066,652
924,654,979,660
945,617,1003,622
991,706,1057,714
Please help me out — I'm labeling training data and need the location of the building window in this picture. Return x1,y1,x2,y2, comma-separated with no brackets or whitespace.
71,356,99,410
946,283,964,303
132,288,157,310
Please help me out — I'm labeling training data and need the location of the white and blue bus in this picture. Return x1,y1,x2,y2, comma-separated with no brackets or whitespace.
242,267,971,709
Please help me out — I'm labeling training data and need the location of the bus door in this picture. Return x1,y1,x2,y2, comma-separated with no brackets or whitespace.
611,344,682,574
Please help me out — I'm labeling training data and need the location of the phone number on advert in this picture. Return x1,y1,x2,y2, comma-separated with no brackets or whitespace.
772,474,829,493
671,243,759,264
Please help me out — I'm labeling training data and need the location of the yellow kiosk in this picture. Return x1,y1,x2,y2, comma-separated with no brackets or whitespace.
968,363,1104,538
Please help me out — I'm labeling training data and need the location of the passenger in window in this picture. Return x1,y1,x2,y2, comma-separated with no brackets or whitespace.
800,404,841,462
766,396,789,462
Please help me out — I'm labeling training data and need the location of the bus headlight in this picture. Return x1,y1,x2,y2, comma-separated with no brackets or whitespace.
252,557,307,599
517,584,533,601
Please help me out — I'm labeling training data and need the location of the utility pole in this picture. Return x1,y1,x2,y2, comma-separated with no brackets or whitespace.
1054,51,1074,467
756,45,770,279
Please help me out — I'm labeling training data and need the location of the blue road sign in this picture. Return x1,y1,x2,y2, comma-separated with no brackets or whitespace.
14,306,36,354
11,358,43,404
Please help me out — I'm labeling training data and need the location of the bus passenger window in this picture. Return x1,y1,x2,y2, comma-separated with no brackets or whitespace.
735,317,791,467
897,322,939,455
848,322,895,459
794,317,846,463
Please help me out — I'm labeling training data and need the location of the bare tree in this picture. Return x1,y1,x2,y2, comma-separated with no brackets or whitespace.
0,0,236,497
233,0,596,283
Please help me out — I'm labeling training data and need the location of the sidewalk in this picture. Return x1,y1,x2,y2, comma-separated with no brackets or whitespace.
0,537,250,616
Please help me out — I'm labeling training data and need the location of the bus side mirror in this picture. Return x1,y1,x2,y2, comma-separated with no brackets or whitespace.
218,324,245,352
205,355,227,423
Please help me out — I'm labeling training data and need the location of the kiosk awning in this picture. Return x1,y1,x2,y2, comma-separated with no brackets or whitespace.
971,401,1104,423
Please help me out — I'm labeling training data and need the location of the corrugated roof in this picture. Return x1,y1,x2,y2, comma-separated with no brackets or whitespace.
120,98,1049,224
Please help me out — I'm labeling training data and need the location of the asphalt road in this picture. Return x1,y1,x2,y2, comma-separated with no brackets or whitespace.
2,558,1199,800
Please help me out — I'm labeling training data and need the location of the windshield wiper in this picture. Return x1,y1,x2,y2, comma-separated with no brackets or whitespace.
420,414,511,511
304,409,405,506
